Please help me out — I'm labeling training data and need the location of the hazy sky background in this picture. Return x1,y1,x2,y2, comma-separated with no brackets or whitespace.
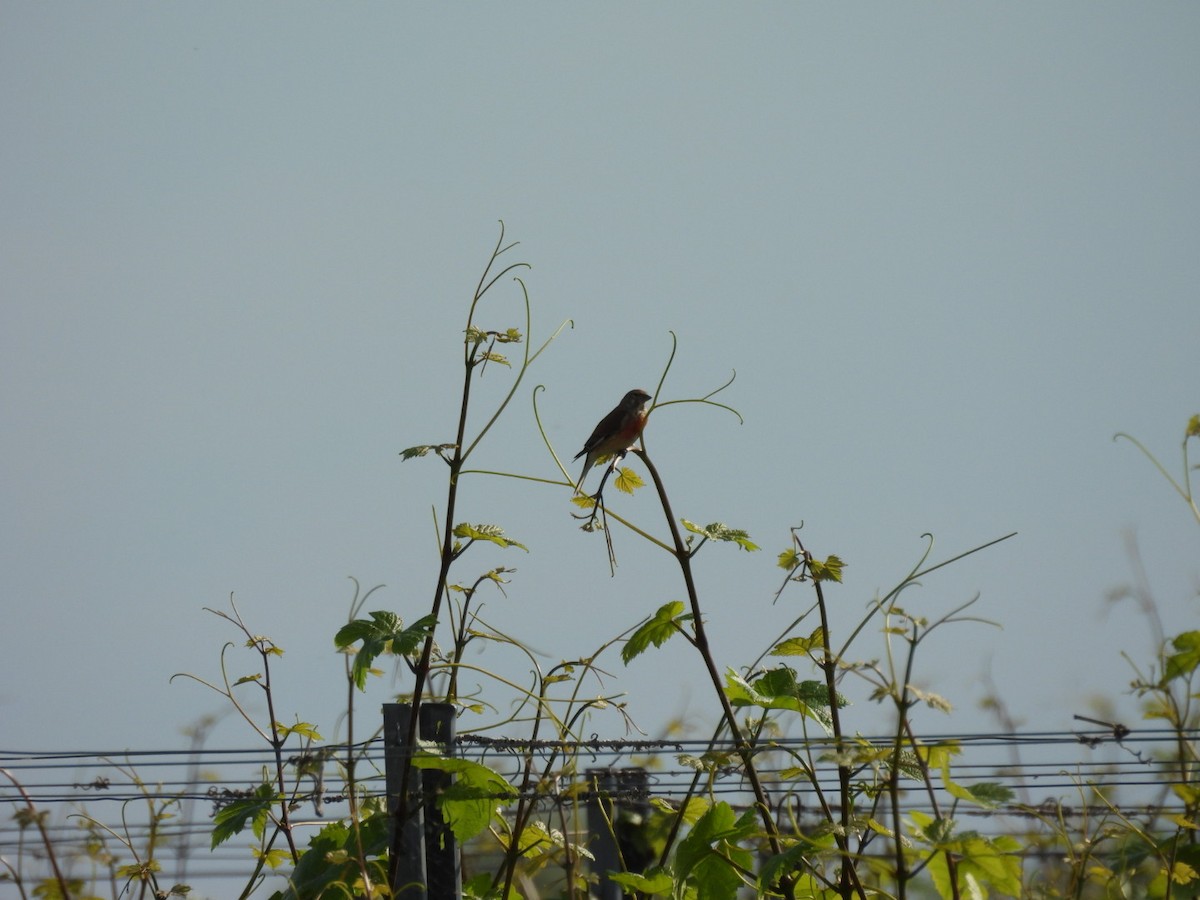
3,2,1198,777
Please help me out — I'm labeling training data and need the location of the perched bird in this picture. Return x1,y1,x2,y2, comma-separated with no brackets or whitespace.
573,389,652,494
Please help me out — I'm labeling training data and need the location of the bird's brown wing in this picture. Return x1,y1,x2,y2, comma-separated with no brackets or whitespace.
574,404,626,460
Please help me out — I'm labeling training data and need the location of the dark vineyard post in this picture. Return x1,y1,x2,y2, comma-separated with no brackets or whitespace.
419,703,459,900
384,703,425,899
384,703,459,900
586,767,650,900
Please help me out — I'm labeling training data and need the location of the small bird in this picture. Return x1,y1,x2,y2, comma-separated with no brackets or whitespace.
573,389,652,494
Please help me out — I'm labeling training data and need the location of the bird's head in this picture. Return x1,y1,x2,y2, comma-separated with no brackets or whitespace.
624,389,652,410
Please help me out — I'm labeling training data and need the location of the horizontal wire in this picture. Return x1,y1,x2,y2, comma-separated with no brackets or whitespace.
3,726,1192,867
3,726,1192,760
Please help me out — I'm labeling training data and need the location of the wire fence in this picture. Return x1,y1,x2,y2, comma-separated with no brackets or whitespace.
2,726,1194,894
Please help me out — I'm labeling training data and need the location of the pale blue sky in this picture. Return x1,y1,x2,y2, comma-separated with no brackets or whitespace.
3,3,1198,769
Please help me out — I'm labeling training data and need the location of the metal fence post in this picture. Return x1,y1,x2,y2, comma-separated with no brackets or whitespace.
587,767,650,900
384,703,427,900
420,703,460,900
587,768,620,900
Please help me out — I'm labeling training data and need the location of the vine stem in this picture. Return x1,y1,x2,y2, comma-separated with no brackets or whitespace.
805,547,868,900
390,222,542,891
1,768,71,899
634,448,795,899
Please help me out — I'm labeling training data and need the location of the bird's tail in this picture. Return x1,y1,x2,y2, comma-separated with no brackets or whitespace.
573,462,589,495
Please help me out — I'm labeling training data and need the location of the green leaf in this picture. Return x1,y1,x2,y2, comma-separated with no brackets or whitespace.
651,795,710,824
283,813,390,898
723,670,766,705
505,818,591,863
399,443,456,461
678,751,736,774
255,846,293,870
622,601,691,664
466,326,522,344
682,520,760,552
724,667,836,733
410,754,519,842
912,809,1022,899
912,810,958,846
758,842,827,894
943,835,1023,898
211,783,275,849
614,466,645,493
964,782,1015,808
334,611,438,690
758,846,805,893
675,803,756,900
570,492,597,510
483,566,514,585
907,684,953,714
923,742,959,768
463,873,495,900
808,554,846,583
771,627,825,658
938,751,1012,809
1164,631,1200,683
275,721,323,741
777,547,803,570
452,523,529,552
609,868,674,895
117,859,161,878
244,638,284,657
